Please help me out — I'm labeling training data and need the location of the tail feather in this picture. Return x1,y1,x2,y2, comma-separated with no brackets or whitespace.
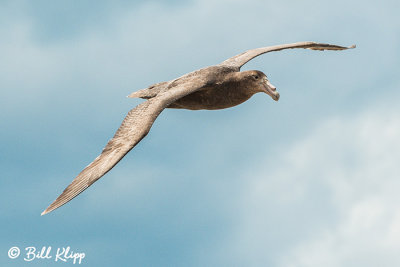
127,81,169,99
127,89,149,98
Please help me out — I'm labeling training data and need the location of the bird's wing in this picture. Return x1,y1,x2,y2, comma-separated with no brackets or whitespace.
42,79,207,215
219,41,356,69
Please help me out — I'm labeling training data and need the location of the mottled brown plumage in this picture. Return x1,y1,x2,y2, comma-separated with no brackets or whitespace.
42,41,355,215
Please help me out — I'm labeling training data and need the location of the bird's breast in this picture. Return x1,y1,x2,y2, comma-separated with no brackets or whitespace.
167,84,253,110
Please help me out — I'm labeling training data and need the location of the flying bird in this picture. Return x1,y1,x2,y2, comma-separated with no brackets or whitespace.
42,41,355,215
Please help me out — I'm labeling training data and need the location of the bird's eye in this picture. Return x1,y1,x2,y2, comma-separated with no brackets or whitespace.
253,75,259,80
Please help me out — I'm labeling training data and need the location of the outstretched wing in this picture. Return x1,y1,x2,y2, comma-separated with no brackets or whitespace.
42,79,207,215
220,41,356,69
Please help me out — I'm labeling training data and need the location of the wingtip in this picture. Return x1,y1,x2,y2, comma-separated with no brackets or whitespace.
349,44,356,49
41,206,54,216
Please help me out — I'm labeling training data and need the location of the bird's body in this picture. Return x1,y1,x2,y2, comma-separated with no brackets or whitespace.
131,66,276,110
42,41,355,215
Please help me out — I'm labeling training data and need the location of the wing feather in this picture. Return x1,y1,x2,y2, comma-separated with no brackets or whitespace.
220,41,355,69
42,79,207,215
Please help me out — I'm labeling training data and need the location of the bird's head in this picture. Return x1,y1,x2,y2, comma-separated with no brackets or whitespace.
243,70,280,101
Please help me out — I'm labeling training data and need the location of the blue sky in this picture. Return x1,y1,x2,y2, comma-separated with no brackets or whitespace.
1,0,399,266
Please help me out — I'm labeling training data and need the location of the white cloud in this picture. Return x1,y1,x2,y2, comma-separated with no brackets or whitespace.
216,103,400,266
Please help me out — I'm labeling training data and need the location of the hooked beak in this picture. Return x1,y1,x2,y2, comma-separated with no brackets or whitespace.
263,80,280,101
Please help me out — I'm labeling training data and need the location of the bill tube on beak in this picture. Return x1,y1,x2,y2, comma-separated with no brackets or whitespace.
263,79,280,101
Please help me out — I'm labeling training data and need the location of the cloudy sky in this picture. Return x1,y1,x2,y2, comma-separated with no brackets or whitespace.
1,0,399,266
